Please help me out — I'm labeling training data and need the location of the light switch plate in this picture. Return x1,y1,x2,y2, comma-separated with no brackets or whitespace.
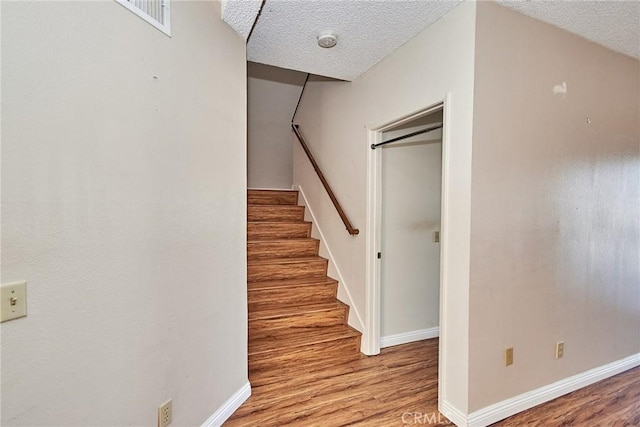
1,281,27,322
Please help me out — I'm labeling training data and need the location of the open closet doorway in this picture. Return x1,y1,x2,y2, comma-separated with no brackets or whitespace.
364,100,448,358
378,108,443,348
365,99,451,414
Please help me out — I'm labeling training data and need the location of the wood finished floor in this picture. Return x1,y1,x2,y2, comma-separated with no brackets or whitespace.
493,364,640,426
225,338,640,426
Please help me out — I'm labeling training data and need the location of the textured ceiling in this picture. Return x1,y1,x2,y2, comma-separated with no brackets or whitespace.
220,0,262,40
238,0,461,81
221,0,640,81
499,0,640,60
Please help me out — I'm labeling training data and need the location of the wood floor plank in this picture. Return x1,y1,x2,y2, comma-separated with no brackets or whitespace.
225,340,444,427
225,339,640,426
492,365,640,426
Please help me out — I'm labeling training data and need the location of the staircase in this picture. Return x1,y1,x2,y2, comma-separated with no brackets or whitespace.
247,189,362,385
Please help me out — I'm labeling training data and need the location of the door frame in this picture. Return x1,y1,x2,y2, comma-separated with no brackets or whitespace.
364,93,452,400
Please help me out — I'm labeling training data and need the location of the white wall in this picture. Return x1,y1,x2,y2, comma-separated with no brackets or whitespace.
381,127,442,341
247,62,306,189
1,1,248,425
469,2,640,414
293,2,476,414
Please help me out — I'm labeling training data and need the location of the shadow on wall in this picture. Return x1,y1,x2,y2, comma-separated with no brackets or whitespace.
247,62,307,189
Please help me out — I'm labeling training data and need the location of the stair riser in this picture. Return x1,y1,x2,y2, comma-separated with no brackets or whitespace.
247,191,298,206
250,306,347,332
247,223,311,240
249,336,361,374
248,259,327,282
247,240,319,260
248,284,338,310
248,206,305,222
249,352,363,387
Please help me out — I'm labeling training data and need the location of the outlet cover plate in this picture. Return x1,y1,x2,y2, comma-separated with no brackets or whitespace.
158,399,172,427
505,347,514,366
556,341,564,359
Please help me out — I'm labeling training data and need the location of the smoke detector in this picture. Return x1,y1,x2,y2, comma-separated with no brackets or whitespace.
317,31,337,48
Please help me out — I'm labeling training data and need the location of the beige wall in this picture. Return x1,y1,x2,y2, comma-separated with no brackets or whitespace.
248,62,306,189
381,126,442,341
293,2,477,413
1,1,248,425
469,1,640,412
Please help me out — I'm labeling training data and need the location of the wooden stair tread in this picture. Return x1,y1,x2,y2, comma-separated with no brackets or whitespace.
247,238,320,260
248,277,337,291
247,205,305,222
249,301,347,320
247,237,318,243
247,203,304,208
247,221,312,240
247,256,327,266
247,189,298,206
249,325,361,356
248,205,302,209
247,221,312,225
247,189,298,194
247,257,328,282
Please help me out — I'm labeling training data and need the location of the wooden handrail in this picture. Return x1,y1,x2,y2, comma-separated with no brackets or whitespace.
292,124,359,236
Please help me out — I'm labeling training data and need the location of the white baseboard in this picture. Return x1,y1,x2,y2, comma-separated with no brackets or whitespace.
201,382,251,427
295,185,365,333
380,327,439,348
466,353,640,427
440,400,468,427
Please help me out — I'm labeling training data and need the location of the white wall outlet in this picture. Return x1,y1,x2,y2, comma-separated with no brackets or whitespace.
158,399,172,427
505,347,514,366
555,341,564,359
1,281,27,323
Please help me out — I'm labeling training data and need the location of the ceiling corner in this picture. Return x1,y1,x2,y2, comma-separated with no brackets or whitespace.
221,0,262,41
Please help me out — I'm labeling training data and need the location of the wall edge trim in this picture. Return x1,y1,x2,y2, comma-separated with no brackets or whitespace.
201,381,251,427
295,184,365,333
468,353,640,427
380,327,439,348
440,399,468,427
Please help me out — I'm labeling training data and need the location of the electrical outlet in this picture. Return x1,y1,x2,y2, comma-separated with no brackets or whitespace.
556,342,564,359
505,347,514,366
158,399,172,427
